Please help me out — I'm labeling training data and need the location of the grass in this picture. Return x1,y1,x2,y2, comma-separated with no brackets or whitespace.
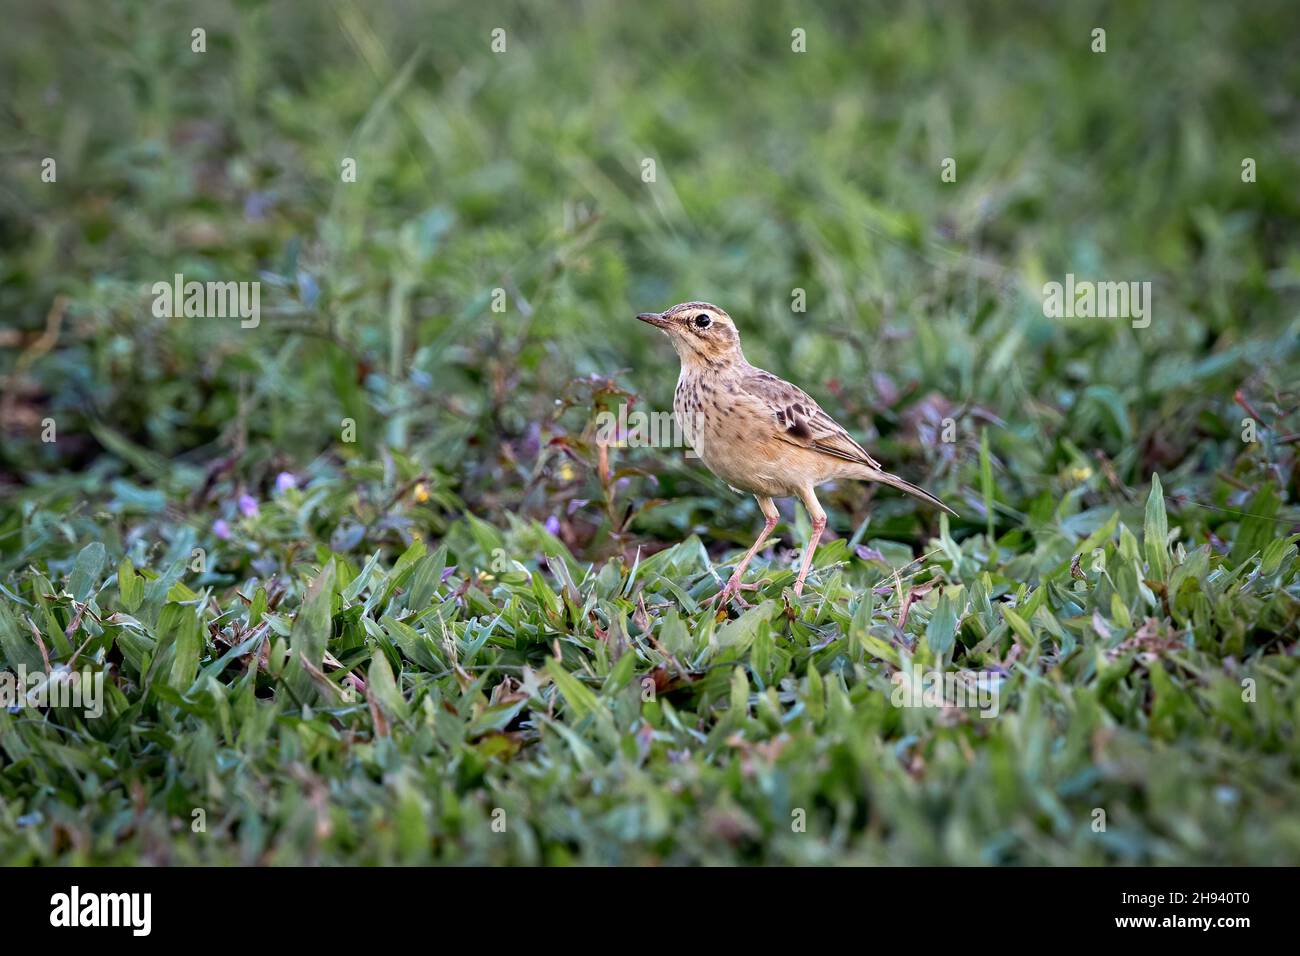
0,0,1298,864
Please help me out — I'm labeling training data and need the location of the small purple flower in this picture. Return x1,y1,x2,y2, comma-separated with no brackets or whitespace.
238,494,259,518
213,519,231,540
274,472,297,494
544,515,561,536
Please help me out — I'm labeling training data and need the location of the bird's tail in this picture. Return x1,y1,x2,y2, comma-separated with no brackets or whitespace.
858,467,958,517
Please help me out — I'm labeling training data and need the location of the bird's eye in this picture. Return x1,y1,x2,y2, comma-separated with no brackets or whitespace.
693,313,712,329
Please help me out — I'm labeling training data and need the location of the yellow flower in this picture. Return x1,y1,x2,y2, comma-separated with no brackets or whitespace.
413,482,430,503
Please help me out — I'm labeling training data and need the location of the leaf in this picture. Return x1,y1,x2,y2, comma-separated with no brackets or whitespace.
381,614,443,672
859,633,900,666
468,697,527,737
1144,473,1169,582
248,586,267,627
465,514,505,565
658,610,692,657
341,550,382,602
1071,510,1120,562
729,666,750,721
367,647,407,721
601,648,637,695
1002,606,1035,647
0,602,44,671
405,545,448,611
924,590,959,660
285,561,337,705
141,556,189,626
69,542,106,602
373,538,426,610
168,607,203,692
750,623,773,681
849,590,875,652
714,600,778,652
545,657,600,721
1110,593,1132,631
1259,534,1298,577
118,558,143,613
1227,484,1280,567
803,663,825,722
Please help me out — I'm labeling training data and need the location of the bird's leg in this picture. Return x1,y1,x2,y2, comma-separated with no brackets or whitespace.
793,490,827,597
709,496,779,607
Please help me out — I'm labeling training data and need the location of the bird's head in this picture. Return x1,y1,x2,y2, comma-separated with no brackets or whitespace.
636,301,745,369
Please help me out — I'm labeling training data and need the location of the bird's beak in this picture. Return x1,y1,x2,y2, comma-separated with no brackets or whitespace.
636,311,669,329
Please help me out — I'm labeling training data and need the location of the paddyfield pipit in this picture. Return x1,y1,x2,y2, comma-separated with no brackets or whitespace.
637,301,956,605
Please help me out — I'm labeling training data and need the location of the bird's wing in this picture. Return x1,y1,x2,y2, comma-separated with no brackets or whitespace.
738,368,884,470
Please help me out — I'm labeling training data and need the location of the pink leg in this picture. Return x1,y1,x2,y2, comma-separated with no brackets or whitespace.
711,497,779,607
793,489,827,597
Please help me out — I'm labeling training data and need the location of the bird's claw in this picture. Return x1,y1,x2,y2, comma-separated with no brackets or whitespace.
705,576,762,610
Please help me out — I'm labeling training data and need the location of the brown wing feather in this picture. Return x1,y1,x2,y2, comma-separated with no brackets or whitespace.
739,369,883,470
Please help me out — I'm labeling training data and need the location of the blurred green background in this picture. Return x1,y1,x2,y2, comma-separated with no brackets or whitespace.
0,0,1297,865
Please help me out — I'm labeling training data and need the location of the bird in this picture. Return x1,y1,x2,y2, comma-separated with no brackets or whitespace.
636,301,956,606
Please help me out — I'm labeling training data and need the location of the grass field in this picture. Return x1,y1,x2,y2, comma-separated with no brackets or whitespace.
1,0,1298,864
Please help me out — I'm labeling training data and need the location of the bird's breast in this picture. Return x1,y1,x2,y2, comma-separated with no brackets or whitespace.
672,374,704,449
673,372,797,498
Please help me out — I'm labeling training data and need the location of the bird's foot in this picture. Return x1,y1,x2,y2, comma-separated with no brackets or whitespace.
705,574,762,610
